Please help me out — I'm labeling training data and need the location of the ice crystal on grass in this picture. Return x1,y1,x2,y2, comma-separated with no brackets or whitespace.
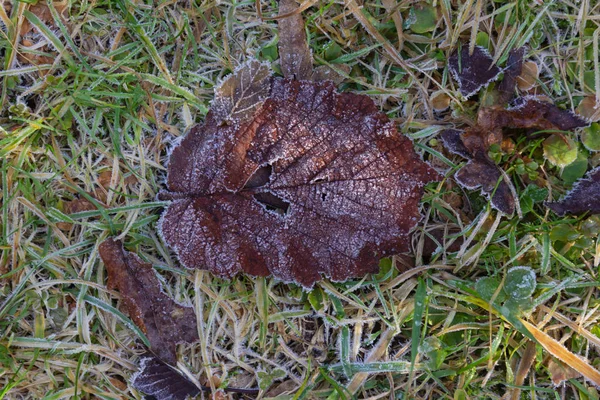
158,62,439,288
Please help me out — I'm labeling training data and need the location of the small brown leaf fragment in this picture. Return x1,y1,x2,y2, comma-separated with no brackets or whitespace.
430,91,451,112
159,63,439,288
277,0,314,81
132,355,202,400
548,358,581,386
504,97,589,132
98,238,198,365
57,197,97,230
577,96,600,122
517,61,539,91
20,1,68,36
449,46,501,98
546,167,600,215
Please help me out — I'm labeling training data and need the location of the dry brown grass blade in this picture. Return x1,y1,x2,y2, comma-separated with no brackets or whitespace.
510,341,537,400
521,319,600,386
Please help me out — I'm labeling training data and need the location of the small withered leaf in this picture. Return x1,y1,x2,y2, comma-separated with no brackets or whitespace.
159,63,438,288
98,239,198,365
132,355,201,400
277,0,314,81
546,168,600,216
211,60,272,126
455,158,515,215
441,128,516,214
449,46,501,98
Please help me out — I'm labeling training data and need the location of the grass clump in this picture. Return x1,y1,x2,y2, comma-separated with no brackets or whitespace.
1,0,600,399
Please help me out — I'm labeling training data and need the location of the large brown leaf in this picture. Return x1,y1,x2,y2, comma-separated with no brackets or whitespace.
158,61,438,288
98,239,198,365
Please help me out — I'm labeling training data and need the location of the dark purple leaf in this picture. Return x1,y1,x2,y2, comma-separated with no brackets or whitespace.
449,46,501,98
132,355,202,400
497,47,525,103
158,61,439,288
546,167,600,215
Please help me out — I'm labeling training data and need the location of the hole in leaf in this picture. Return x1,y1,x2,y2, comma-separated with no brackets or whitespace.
244,165,273,189
253,192,290,215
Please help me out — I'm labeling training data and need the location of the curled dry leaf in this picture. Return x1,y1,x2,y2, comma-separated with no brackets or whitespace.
441,128,515,214
158,60,438,288
98,238,198,365
442,97,589,215
449,46,501,98
546,167,600,216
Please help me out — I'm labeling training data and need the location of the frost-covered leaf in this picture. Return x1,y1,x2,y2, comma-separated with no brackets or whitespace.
440,127,515,214
211,60,272,126
506,97,589,132
132,355,202,400
449,46,501,98
543,134,578,167
504,266,536,300
547,167,600,216
277,0,313,81
158,64,438,288
98,239,198,365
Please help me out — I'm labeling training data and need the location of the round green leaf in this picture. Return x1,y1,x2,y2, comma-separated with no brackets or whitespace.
404,3,437,34
581,122,600,152
504,266,536,300
543,134,578,167
475,276,508,303
560,150,588,184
